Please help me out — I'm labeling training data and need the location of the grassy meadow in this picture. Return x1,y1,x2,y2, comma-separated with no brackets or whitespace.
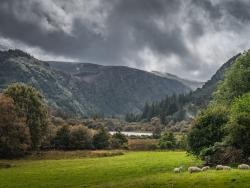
1,151,250,188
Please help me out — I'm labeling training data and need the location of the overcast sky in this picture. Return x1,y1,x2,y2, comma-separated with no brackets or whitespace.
0,0,249,81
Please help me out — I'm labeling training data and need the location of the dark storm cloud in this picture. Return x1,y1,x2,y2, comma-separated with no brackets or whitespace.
0,0,250,80
192,0,222,20
193,0,250,23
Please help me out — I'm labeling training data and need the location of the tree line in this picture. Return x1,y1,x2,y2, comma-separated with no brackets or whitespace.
0,83,127,158
125,93,193,124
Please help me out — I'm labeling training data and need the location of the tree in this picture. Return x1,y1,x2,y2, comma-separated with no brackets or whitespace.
110,131,128,149
54,125,70,149
226,93,250,155
69,125,93,149
93,128,110,149
41,121,57,149
187,105,229,155
141,102,151,120
151,117,162,138
214,51,250,105
4,83,48,149
0,95,31,158
125,113,140,122
177,135,188,150
159,132,177,149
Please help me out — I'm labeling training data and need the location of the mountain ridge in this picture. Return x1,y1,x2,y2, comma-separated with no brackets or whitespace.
151,71,204,90
0,49,191,117
191,53,242,106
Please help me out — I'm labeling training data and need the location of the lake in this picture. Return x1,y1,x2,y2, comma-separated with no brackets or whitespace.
109,131,152,136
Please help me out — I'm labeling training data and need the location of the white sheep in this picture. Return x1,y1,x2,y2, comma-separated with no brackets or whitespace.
238,164,250,170
216,165,224,170
216,165,231,170
188,166,202,173
222,166,231,170
173,166,183,173
201,166,210,171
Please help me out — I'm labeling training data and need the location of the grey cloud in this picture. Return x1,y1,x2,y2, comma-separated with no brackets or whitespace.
192,0,222,20
223,1,250,22
193,0,250,23
0,0,250,81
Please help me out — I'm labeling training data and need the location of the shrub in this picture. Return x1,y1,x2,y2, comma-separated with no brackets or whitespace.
159,132,176,149
0,95,31,158
41,122,58,149
200,142,245,165
93,128,110,149
187,105,229,155
110,131,128,149
69,125,93,149
54,125,70,149
177,135,188,150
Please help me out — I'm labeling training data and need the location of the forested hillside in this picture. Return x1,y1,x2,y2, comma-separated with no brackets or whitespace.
129,53,242,123
0,49,190,117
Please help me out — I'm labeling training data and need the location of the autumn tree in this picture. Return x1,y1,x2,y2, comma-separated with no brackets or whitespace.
0,94,31,158
4,83,48,149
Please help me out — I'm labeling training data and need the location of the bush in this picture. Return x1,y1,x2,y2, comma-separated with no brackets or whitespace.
54,125,70,149
69,125,93,149
4,83,48,149
93,128,110,149
41,122,58,149
200,142,245,165
110,131,128,149
0,95,31,158
159,132,176,149
187,105,229,156
177,135,188,150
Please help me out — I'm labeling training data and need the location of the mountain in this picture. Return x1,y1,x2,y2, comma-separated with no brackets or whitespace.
136,52,243,123
191,53,241,107
151,71,204,90
0,49,190,117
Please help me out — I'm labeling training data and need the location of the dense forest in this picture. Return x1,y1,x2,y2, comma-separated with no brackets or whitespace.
125,94,193,124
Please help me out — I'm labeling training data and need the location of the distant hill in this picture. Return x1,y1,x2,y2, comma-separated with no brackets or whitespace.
151,71,204,90
134,52,243,123
0,49,190,117
191,53,241,107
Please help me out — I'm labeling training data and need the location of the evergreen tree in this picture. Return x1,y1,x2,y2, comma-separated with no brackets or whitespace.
110,131,128,149
93,128,110,149
54,126,70,149
159,132,177,149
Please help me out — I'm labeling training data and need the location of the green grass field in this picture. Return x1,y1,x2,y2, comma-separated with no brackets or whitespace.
1,151,250,188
